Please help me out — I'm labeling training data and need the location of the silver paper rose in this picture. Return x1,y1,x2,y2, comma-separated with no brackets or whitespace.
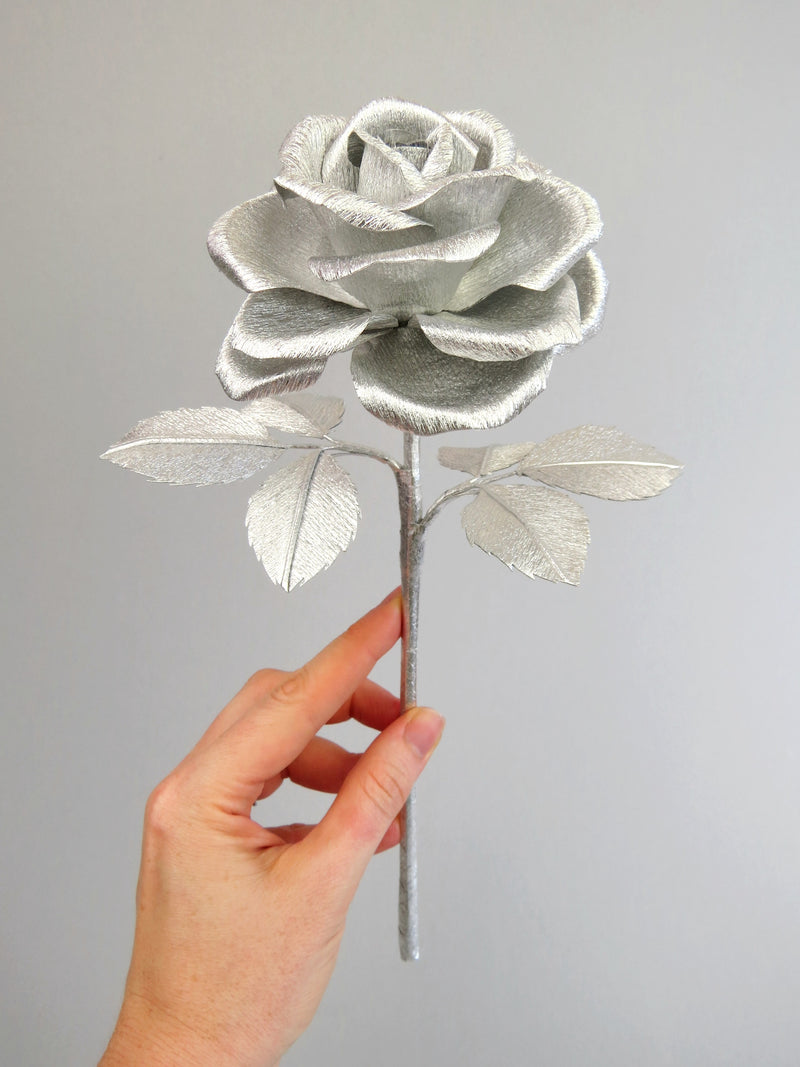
103,98,681,963
208,99,607,435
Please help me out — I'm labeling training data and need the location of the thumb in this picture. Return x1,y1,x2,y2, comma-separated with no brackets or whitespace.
306,706,445,891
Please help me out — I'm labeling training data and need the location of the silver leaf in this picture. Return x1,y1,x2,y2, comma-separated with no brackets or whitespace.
519,426,683,500
101,406,282,485
246,452,359,591
462,485,590,585
438,442,536,476
244,394,345,436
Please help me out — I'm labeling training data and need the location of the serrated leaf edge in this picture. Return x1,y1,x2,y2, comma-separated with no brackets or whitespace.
463,485,589,586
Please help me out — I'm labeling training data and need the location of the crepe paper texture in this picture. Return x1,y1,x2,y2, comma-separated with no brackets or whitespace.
103,98,682,961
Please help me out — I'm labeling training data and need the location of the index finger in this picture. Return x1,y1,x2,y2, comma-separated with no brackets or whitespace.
189,589,403,813
192,674,401,757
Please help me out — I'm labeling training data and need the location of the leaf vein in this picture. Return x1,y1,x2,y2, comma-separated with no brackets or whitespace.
483,487,568,582
283,452,322,590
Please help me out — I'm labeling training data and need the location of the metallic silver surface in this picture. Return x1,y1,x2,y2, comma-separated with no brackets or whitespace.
396,432,424,961
246,452,360,591
519,426,683,500
438,441,537,476
447,169,602,310
227,289,379,362
415,276,582,361
308,223,500,319
309,223,499,282
243,394,344,436
207,190,362,305
217,336,329,400
101,405,282,485
570,251,608,340
208,98,606,434
462,484,590,585
351,326,554,435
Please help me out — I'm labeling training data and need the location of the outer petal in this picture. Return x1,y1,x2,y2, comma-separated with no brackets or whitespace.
216,335,328,401
228,289,384,362
278,114,348,179
351,326,554,435
570,251,608,339
309,223,500,317
414,275,582,361
448,172,603,310
207,192,363,306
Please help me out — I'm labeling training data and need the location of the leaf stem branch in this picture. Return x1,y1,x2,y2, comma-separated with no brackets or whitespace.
421,471,511,527
284,438,402,474
324,437,402,473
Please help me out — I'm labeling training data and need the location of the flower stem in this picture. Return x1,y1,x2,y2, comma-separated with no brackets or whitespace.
396,432,424,961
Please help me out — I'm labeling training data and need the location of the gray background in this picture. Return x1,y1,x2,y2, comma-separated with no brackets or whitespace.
2,2,798,1064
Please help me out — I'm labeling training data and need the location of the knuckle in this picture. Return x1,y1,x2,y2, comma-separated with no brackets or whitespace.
270,664,310,706
360,762,408,822
245,668,283,696
144,776,182,837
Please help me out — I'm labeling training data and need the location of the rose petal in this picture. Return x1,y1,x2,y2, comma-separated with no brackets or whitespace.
322,98,447,183
278,114,348,183
207,191,361,305
419,123,479,181
354,128,428,205
309,224,500,282
275,101,449,234
445,109,517,169
275,173,431,233
351,326,554,435
569,251,608,339
448,171,603,310
309,224,500,318
276,104,434,241
419,123,454,180
228,289,383,362
216,335,328,401
396,160,536,238
443,123,480,175
415,275,582,361
279,189,431,265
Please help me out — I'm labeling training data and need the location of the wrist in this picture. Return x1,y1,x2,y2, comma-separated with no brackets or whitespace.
100,994,260,1067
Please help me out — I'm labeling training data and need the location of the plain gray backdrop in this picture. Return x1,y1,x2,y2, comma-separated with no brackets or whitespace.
2,2,798,1064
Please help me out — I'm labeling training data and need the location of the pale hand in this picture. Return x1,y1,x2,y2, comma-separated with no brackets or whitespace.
100,591,444,1066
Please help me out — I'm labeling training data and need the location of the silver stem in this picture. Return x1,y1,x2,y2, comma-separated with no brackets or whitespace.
397,431,424,961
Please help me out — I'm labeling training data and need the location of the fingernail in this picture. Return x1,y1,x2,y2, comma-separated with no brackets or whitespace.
379,586,403,609
403,707,445,759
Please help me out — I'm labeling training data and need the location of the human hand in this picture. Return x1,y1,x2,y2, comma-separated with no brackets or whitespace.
99,590,444,1067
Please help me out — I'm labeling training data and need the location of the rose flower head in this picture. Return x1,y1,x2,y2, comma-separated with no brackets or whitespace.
208,99,606,435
